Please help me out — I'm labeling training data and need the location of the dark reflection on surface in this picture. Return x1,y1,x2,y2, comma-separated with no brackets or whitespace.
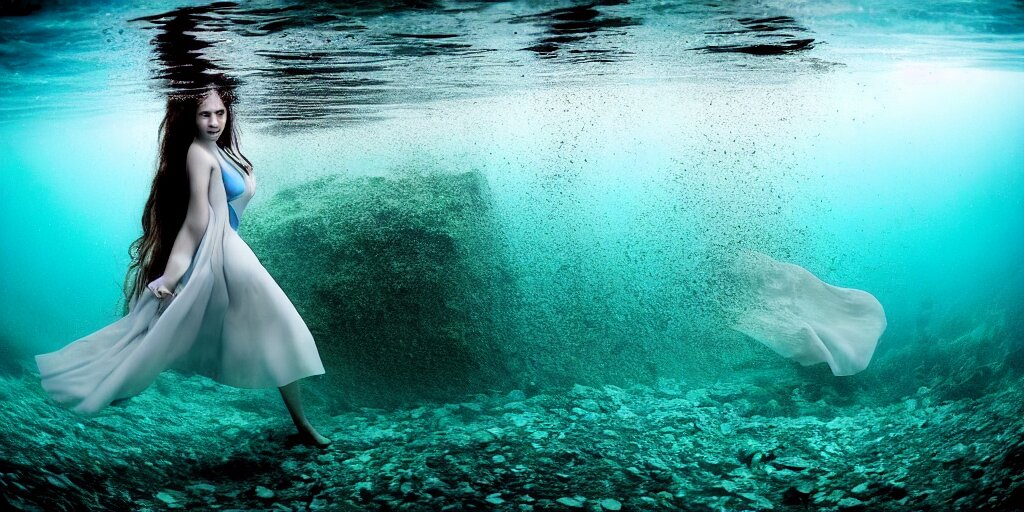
118,0,839,131
695,15,815,55
4,1,1024,127
508,2,639,63
130,1,488,130
122,1,837,130
131,3,233,94
0,0,42,17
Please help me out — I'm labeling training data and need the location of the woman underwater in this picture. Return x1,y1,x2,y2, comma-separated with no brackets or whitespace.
35,75,332,447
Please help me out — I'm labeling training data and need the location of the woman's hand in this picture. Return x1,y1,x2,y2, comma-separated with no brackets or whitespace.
147,275,177,300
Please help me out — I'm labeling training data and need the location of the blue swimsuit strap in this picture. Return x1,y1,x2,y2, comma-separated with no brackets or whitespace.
217,146,246,201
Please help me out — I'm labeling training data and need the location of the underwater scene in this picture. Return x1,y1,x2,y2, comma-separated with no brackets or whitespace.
1,0,1023,510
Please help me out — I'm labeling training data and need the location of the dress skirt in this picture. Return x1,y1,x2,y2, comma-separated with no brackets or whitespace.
35,148,325,415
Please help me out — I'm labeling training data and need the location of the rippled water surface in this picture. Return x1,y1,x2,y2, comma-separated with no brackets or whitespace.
2,0,1023,127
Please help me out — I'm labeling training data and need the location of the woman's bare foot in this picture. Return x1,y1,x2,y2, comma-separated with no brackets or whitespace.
297,424,332,447
278,380,331,447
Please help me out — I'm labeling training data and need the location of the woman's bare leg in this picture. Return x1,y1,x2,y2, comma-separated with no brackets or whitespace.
278,380,331,446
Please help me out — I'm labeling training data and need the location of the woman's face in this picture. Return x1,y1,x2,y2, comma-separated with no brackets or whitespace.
195,90,227,143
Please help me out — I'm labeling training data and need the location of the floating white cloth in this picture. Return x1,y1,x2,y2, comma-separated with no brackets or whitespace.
728,251,887,376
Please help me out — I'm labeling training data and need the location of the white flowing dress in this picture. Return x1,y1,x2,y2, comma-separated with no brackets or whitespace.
35,146,326,415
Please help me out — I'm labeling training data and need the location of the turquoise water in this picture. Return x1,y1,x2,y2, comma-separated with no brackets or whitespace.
2,1,1024,510
2,1,1021,371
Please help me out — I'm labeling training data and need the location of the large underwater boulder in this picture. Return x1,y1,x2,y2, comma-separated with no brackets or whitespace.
243,171,521,407
0,334,30,378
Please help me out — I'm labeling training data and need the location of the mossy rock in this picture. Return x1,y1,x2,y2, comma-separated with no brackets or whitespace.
244,170,521,407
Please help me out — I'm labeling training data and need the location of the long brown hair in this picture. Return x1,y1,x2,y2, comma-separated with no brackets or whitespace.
121,74,253,314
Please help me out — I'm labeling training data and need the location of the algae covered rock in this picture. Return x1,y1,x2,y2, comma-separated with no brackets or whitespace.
243,171,520,407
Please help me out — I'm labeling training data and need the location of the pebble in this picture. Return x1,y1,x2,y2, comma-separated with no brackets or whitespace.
354,481,373,498
599,498,622,510
556,497,584,508
155,492,178,505
471,430,498,443
187,483,216,493
935,443,968,464
422,477,446,493
45,474,73,490
772,456,813,471
255,486,275,499
738,492,774,509
838,497,864,508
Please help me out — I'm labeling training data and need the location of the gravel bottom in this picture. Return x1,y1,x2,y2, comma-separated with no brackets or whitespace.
2,367,1022,511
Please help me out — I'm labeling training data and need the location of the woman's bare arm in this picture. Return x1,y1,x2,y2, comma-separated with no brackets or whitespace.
158,144,215,290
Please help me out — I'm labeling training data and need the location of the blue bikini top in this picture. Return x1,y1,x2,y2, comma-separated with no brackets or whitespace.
221,152,246,201
216,147,250,231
